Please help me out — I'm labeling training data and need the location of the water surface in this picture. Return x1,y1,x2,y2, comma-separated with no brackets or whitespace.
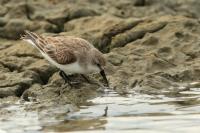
1,86,200,133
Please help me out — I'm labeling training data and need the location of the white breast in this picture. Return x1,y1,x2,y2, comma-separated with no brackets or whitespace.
41,52,86,74
24,39,100,74
87,64,100,73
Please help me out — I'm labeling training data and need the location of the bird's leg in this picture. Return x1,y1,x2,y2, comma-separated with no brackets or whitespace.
59,70,73,87
81,74,91,83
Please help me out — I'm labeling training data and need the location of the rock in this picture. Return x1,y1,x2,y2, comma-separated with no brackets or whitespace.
0,39,104,104
67,7,100,20
0,18,7,26
2,0,200,116
0,19,57,39
26,60,57,85
134,0,146,6
106,16,200,93
0,5,8,17
0,85,23,98
0,40,57,98
1,0,200,40
63,15,125,48
4,2,29,19
23,73,103,105
106,52,125,66
0,71,39,98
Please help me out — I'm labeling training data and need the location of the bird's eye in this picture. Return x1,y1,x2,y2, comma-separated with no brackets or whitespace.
96,63,100,67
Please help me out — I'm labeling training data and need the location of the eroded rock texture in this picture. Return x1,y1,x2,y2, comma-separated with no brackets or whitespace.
1,0,200,110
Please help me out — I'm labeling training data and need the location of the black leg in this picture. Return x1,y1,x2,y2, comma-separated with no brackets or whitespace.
59,70,73,87
81,74,91,83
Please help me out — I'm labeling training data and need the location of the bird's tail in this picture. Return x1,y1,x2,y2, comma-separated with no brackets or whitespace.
20,30,45,52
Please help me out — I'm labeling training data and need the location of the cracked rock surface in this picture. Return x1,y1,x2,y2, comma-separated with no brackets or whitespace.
1,0,200,117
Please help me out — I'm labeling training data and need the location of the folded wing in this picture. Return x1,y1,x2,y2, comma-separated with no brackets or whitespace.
21,30,77,65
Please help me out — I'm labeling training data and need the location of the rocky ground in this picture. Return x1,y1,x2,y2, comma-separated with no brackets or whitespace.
1,0,200,117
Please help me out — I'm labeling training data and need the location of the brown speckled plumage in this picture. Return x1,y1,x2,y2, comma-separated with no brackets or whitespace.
21,30,105,66
21,30,109,86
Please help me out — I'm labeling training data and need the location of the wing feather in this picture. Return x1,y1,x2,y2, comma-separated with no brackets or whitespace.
44,45,77,64
21,30,94,65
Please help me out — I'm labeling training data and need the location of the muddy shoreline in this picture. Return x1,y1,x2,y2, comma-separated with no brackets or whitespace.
1,0,200,132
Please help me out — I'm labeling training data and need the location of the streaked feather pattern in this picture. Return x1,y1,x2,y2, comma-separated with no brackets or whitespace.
21,30,94,65
21,30,106,75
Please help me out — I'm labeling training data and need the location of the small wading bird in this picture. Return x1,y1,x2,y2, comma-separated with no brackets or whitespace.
21,30,109,87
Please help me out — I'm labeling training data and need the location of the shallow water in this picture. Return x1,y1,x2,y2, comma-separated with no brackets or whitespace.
1,86,200,133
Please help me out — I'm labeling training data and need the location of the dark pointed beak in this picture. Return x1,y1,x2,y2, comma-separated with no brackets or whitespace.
100,69,109,87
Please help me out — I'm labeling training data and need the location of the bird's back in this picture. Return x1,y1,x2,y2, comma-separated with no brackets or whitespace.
45,36,94,52
21,31,94,65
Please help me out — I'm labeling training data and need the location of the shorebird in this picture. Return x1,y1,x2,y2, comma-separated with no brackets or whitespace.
21,30,109,87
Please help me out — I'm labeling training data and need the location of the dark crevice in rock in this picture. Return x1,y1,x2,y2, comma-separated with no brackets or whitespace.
39,72,55,85
100,21,167,53
98,19,144,53
46,19,67,33
0,18,7,27
110,30,146,48
0,83,19,88
24,0,32,21
67,8,100,21
31,69,57,85
134,0,146,6
0,70,41,98
0,61,19,72
14,53,42,59
46,8,100,33
0,83,32,98
15,82,31,97
0,43,12,50
115,23,167,50
105,20,144,38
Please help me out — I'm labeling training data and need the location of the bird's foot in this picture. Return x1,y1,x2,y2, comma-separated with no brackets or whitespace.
65,81,81,86
59,81,82,95
81,74,109,88
59,70,74,87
